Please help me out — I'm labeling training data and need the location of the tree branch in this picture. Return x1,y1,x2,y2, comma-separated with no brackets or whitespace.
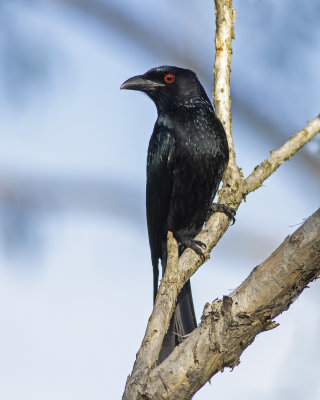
122,233,180,399
213,0,238,176
124,209,320,399
122,0,320,398
146,209,320,399
244,115,320,194
133,233,179,371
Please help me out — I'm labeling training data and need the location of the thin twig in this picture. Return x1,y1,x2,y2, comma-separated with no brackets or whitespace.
122,232,179,398
213,0,238,176
244,115,320,194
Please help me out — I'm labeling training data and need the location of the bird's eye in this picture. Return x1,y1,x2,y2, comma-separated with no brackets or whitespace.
164,74,175,83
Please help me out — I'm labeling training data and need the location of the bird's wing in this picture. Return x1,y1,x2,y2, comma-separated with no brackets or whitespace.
146,126,175,300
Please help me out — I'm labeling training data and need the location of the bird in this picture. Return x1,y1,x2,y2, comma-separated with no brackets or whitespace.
121,66,234,362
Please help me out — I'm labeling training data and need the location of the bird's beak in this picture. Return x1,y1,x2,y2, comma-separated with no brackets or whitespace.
120,75,165,91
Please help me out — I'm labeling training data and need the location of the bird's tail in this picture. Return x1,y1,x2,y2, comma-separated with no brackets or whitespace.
158,279,197,363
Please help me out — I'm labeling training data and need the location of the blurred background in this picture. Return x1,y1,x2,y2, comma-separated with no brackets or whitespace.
0,0,319,399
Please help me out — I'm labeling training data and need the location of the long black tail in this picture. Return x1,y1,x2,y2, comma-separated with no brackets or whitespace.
158,279,197,363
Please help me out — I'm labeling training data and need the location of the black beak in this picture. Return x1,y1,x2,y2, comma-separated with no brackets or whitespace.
120,75,165,91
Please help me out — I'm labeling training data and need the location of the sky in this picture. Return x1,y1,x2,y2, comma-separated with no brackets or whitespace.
0,0,319,399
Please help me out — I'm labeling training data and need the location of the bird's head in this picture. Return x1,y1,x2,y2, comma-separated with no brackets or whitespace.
121,66,209,112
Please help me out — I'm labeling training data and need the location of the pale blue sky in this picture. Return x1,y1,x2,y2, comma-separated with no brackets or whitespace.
0,1,319,399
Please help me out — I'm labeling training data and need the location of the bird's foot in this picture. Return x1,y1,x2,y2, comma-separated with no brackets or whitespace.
206,203,236,225
175,233,206,260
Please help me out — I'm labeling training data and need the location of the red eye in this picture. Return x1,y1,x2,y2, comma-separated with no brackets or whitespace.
164,74,175,83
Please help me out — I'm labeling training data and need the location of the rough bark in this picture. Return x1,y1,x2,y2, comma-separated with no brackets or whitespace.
123,210,320,399
144,210,320,400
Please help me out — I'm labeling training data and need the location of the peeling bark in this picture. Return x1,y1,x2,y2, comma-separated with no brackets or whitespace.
123,210,320,399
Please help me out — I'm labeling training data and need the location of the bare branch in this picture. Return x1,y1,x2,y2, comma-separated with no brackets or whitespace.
134,233,179,370
213,0,238,176
244,115,320,194
129,209,320,399
122,0,320,398
122,232,180,399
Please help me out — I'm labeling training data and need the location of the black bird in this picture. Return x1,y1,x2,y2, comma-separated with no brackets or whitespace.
121,66,233,362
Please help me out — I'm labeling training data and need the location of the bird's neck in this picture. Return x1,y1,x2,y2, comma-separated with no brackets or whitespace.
154,95,213,115
176,96,213,110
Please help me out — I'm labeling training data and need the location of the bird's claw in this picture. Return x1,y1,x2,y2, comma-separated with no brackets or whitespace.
176,235,206,260
206,203,236,225
193,240,206,250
